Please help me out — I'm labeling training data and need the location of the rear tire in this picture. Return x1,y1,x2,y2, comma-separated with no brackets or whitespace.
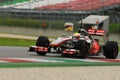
36,36,50,56
104,41,118,59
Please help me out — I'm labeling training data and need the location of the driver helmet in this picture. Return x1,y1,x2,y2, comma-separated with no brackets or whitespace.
73,32,81,39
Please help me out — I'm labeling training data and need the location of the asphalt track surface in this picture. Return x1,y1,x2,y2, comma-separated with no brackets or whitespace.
0,46,120,63
0,46,61,58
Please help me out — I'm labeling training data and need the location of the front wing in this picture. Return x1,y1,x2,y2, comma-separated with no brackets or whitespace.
28,46,48,52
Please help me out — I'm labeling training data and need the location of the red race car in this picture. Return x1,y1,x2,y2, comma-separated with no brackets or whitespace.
28,15,119,59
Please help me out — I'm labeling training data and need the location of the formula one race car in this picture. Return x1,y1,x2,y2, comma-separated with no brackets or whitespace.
28,15,119,59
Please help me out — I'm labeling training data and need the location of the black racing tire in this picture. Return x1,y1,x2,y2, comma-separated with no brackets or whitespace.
103,41,118,59
36,36,50,56
37,52,46,56
48,45,51,53
75,40,87,49
36,36,50,47
75,40,88,59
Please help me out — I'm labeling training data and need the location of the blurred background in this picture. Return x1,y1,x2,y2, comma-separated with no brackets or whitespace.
0,0,119,42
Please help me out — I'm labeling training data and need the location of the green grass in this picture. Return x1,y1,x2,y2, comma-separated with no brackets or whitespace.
1,62,120,68
0,0,30,6
0,37,35,47
0,18,65,30
109,24,120,33
0,18,120,33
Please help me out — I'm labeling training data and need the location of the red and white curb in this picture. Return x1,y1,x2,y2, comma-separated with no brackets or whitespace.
88,57,120,62
67,57,120,62
0,57,120,63
0,58,63,63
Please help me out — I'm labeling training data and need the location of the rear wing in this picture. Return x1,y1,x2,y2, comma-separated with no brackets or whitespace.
78,15,109,35
88,29,106,36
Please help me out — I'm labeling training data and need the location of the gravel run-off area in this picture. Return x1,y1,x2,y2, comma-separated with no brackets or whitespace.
0,66,120,80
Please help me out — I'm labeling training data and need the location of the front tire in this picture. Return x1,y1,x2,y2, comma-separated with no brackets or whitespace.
75,40,88,59
104,41,118,59
36,36,49,47
36,36,50,56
